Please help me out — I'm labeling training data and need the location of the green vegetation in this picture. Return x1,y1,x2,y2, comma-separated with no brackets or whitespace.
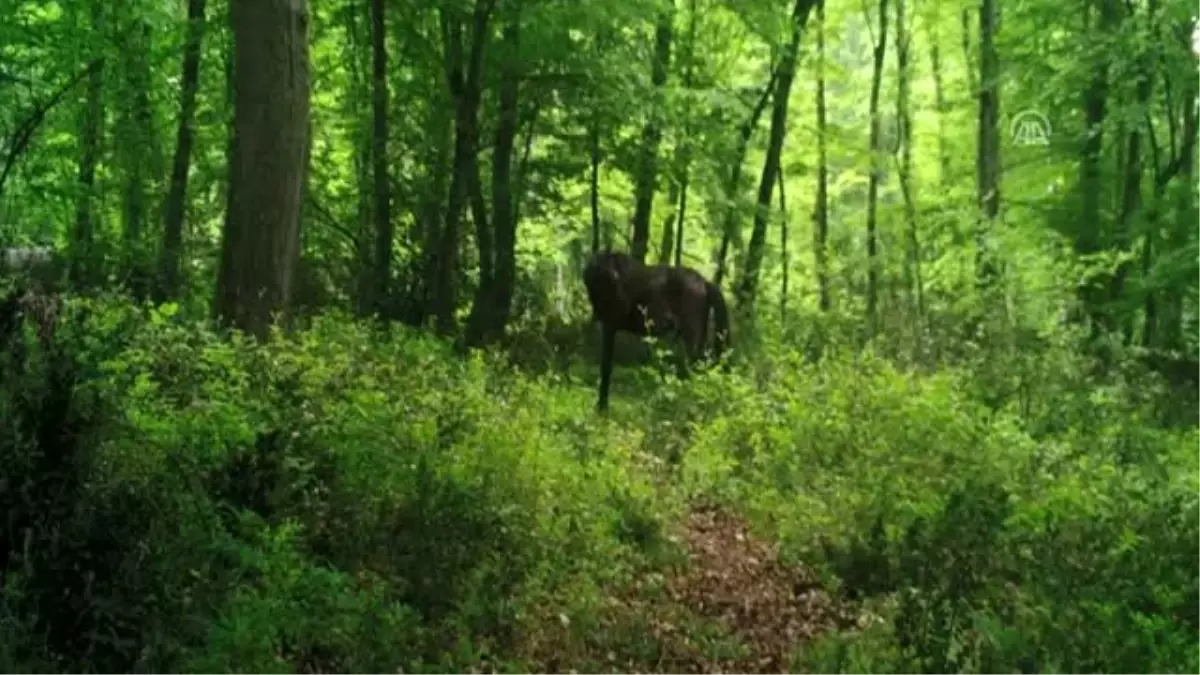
1,0,1197,671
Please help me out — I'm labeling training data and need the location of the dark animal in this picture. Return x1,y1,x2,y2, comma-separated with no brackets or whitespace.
583,249,730,411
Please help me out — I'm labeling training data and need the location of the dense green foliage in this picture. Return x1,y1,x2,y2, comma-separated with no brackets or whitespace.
1,293,1196,672
1,0,1197,671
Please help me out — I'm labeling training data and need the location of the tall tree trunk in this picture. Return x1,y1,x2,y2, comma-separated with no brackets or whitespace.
714,65,777,287
412,78,453,324
430,0,493,335
1078,0,1120,331
673,0,698,268
975,0,1001,290
348,0,373,315
590,116,601,254
813,0,830,312
512,98,540,228
214,0,311,339
71,0,105,288
778,167,789,322
657,174,680,265
629,5,674,262
734,0,816,313
1154,64,1198,352
864,0,889,338
469,154,491,300
370,0,392,316
121,20,159,300
157,0,207,302
1112,0,1158,343
927,9,951,186
468,1,521,346
897,0,924,327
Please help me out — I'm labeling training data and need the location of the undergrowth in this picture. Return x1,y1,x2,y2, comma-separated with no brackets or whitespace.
0,292,1196,673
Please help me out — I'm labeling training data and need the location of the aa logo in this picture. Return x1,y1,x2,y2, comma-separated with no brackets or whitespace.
1010,110,1051,147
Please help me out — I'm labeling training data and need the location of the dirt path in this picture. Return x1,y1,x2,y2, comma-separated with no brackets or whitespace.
519,504,857,673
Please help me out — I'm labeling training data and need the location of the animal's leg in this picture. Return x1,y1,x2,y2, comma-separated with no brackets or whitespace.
598,324,617,412
674,339,691,380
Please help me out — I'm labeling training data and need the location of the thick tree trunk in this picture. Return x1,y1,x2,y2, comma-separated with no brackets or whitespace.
370,0,392,316
629,6,674,262
734,0,816,313
813,0,830,312
214,0,311,339
71,0,105,288
864,0,889,338
157,0,207,302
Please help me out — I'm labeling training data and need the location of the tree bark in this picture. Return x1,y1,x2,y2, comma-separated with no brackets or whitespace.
734,0,816,314
1155,68,1198,352
629,5,674,262
430,0,493,335
121,20,159,300
657,173,680,265
714,65,777,288
673,0,698,269
157,0,207,302
865,0,889,338
1111,0,1158,343
975,0,1001,290
347,0,373,315
467,1,521,346
214,0,311,339
1078,0,1120,331
370,0,393,316
71,0,105,288
813,0,830,312
778,166,789,322
896,0,924,326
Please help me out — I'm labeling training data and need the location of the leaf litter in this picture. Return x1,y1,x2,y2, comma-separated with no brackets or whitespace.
517,504,859,673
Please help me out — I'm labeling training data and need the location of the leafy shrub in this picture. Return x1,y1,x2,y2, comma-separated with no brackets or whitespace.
0,296,673,672
680,341,1199,673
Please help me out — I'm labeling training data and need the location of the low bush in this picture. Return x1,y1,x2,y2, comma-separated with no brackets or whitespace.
0,296,676,672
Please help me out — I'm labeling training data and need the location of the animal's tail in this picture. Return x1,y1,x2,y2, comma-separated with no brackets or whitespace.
706,281,730,367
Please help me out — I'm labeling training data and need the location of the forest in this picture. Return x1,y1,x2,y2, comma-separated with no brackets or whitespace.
0,0,1197,671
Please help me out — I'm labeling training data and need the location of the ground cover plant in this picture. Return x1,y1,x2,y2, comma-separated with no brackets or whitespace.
0,0,1197,671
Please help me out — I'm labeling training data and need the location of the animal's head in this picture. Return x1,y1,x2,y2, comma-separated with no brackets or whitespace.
583,249,636,320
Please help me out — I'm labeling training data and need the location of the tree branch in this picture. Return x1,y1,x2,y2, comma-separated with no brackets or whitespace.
0,58,103,200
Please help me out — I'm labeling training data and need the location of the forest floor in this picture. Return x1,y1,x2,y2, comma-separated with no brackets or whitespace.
518,504,861,673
